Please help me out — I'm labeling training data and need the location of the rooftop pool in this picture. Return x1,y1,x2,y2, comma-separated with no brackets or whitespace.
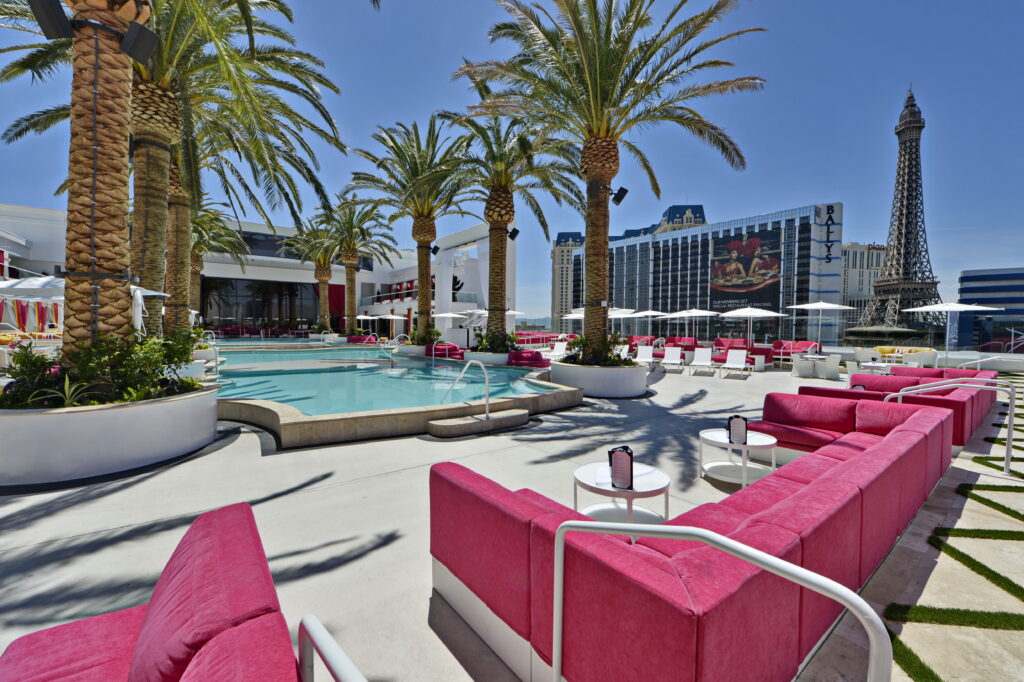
216,347,551,416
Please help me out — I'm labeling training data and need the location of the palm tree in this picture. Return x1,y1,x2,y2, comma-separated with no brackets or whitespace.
188,200,250,315
443,77,582,348
350,116,471,345
459,0,763,362
278,222,342,331
57,0,152,362
314,193,399,333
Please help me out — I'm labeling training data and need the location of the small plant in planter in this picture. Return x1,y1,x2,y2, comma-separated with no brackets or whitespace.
560,334,635,367
473,330,520,353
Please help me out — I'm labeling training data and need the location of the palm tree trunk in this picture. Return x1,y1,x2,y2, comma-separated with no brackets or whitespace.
315,265,332,331
484,186,515,344
411,216,436,345
189,253,203,312
343,260,358,333
62,5,143,363
580,137,620,364
130,80,181,336
164,161,191,333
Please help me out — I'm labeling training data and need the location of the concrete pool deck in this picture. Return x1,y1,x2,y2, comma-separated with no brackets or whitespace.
1,368,1020,679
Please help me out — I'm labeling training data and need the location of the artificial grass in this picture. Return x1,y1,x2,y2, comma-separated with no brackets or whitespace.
981,437,1024,453
955,482,1024,524
889,629,943,682
886,604,1024,630
927,535,1024,602
973,455,1024,479
933,527,1024,541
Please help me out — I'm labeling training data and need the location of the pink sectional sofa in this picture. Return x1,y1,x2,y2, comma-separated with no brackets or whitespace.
347,335,377,344
507,350,551,368
426,343,464,360
797,367,997,448
430,394,952,681
0,504,301,681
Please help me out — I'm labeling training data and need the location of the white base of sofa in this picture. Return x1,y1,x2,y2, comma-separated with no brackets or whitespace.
432,560,566,681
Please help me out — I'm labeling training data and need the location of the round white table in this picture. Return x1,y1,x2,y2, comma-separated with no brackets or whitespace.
573,461,670,525
698,428,778,488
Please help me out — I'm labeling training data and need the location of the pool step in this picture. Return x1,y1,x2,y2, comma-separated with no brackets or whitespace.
427,409,530,438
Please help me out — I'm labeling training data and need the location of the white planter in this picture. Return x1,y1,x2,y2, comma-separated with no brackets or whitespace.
464,351,509,365
0,386,219,487
395,345,426,356
192,348,216,362
549,361,648,398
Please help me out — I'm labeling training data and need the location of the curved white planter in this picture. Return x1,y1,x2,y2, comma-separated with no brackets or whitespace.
320,333,341,344
0,386,219,487
463,351,509,366
395,345,426,356
178,360,207,380
192,348,217,362
549,361,648,398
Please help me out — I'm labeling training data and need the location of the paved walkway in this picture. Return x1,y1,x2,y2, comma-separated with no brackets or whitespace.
0,368,1019,680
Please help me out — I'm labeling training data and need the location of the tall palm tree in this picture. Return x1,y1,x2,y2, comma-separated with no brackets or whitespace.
460,0,763,362
350,116,471,345
278,222,342,331
314,193,399,333
188,199,249,314
443,77,582,348
57,0,152,362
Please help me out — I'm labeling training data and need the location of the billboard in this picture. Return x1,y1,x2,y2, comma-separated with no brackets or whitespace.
709,228,782,311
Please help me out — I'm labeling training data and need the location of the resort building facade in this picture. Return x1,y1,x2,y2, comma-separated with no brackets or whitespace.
552,202,845,342
955,267,1024,353
0,203,512,338
840,241,886,326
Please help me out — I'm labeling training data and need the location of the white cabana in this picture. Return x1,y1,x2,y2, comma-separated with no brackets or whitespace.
787,301,854,349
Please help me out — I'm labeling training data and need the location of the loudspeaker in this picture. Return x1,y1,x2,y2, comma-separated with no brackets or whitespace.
611,187,629,206
120,21,159,63
430,245,440,255
507,227,520,241
28,0,73,39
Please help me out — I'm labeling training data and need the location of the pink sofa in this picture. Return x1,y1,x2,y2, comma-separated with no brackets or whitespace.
426,343,464,360
507,350,551,368
0,504,300,681
430,394,951,680
347,335,377,344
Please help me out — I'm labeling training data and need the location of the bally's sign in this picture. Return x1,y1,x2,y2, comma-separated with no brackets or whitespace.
816,203,842,264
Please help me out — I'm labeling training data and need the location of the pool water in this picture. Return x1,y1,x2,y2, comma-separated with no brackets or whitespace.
220,347,389,365
216,350,548,415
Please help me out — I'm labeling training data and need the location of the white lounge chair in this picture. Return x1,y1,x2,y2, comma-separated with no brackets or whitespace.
689,347,715,375
719,349,750,378
845,360,859,376
549,341,568,361
791,357,815,378
662,346,683,372
853,347,881,363
613,345,629,360
635,345,655,369
814,354,842,380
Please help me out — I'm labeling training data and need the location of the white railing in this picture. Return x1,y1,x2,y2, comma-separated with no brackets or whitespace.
386,334,411,347
958,355,1016,369
440,359,491,419
298,615,367,682
552,521,892,682
886,378,1017,474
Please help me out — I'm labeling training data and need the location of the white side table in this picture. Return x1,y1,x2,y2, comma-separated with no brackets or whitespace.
573,461,670,527
698,428,778,488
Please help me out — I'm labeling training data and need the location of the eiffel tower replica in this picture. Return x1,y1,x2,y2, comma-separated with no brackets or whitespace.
859,90,943,331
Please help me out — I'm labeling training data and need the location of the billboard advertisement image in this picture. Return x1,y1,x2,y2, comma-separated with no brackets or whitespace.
709,229,782,311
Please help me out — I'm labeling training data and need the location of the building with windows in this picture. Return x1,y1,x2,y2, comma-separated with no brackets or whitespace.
0,203,510,338
955,267,1024,353
554,202,844,342
840,242,886,327
550,232,583,333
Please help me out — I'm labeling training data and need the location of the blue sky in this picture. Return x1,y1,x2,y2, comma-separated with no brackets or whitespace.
1,0,1022,317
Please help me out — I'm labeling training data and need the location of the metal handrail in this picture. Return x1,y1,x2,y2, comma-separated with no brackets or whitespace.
885,379,1016,474
202,330,218,346
298,614,367,682
386,333,411,347
552,521,892,682
958,355,1017,369
440,359,490,419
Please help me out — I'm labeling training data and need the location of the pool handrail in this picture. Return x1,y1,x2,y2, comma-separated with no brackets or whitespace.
957,355,1016,369
298,614,367,682
552,520,892,682
440,359,490,419
387,334,411,347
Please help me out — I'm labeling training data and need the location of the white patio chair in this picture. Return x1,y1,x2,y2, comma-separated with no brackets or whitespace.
845,360,859,376
661,346,683,372
719,349,750,378
613,345,629,360
814,354,842,380
853,347,881,363
549,341,568,361
689,347,715,375
635,345,655,369
791,358,816,378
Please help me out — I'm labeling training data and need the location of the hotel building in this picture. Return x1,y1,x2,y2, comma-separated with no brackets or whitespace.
840,242,886,326
552,202,845,342
955,267,1024,352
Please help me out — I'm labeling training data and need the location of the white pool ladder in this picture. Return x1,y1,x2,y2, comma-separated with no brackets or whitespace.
440,360,491,419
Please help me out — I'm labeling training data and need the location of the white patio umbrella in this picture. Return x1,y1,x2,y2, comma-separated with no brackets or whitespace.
631,310,665,337
903,302,1004,364
719,307,787,345
608,308,635,336
432,312,467,319
0,275,167,299
677,309,720,340
787,301,854,349
505,310,526,316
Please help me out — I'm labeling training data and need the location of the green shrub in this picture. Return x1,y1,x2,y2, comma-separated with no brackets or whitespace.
561,334,635,367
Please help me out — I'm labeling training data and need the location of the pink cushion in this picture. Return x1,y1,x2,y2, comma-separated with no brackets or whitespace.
751,478,862,657
762,393,858,434
711,352,755,365
0,605,147,681
848,373,921,393
180,612,298,681
637,503,749,557
903,393,971,446
890,367,943,378
775,454,841,485
429,463,556,639
720,475,806,515
799,385,888,403
815,432,884,461
892,408,954,491
855,400,932,436
748,421,843,450
128,504,281,682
